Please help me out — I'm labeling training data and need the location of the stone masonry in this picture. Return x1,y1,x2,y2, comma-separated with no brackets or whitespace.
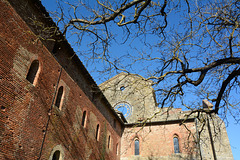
100,73,233,160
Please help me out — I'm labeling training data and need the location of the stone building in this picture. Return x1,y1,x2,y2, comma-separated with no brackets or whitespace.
99,73,233,160
0,0,233,160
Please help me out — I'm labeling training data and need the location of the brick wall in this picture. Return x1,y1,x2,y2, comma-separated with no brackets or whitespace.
120,121,198,160
0,0,122,159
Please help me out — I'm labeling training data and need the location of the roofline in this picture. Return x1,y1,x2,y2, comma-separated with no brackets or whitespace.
124,118,195,127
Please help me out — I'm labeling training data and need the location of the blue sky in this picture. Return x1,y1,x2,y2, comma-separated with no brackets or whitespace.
225,115,240,159
41,0,240,159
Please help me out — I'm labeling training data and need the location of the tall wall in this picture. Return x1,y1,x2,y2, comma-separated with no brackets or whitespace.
99,73,157,123
0,0,123,159
197,114,233,160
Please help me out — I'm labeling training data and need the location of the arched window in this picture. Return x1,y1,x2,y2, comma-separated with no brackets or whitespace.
107,135,111,149
52,150,61,160
55,86,64,109
114,102,132,118
135,139,139,155
96,124,100,141
49,145,64,160
26,60,39,85
81,111,87,127
173,137,180,153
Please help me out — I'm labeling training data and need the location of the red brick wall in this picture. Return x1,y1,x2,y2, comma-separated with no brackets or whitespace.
0,0,122,159
121,121,197,159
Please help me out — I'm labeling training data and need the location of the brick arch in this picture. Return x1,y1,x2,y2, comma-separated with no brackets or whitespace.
54,80,68,112
81,110,88,128
55,86,64,110
128,133,142,155
26,59,41,86
172,133,181,154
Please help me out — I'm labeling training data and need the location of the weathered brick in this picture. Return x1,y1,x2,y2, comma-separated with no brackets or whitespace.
0,0,122,159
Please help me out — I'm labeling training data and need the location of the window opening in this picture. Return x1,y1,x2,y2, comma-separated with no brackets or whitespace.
120,86,125,91
135,139,139,155
52,150,60,160
174,137,180,153
55,86,63,109
26,60,39,85
114,102,132,118
116,143,119,155
96,124,100,140
82,111,87,127
108,135,111,149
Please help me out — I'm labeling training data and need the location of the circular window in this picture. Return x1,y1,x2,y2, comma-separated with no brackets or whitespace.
120,86,125,91
114,102,132,118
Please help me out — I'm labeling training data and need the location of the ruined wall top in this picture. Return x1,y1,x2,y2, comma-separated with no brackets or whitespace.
99,73,195,123
99,73,157,123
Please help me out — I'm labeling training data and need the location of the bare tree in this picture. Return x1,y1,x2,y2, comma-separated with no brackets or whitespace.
43,0,240,122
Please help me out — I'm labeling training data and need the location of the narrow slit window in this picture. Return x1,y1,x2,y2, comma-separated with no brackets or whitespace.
26,60,39,85
52,150,60,160
116,143,119,155
55,86,64,109
82,111,87,127
174,137,180,153
96,124,100,141
135,139,139,155
108,135,111,149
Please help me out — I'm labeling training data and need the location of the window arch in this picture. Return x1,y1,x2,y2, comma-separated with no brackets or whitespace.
52,150,61,160
49,145,64,160
173,136,180,153
26,60,39,85
96,124,100,141
55,86,64,109
134,139,139,155
81,110,87,127
107,135,111,149
114,102,132,118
